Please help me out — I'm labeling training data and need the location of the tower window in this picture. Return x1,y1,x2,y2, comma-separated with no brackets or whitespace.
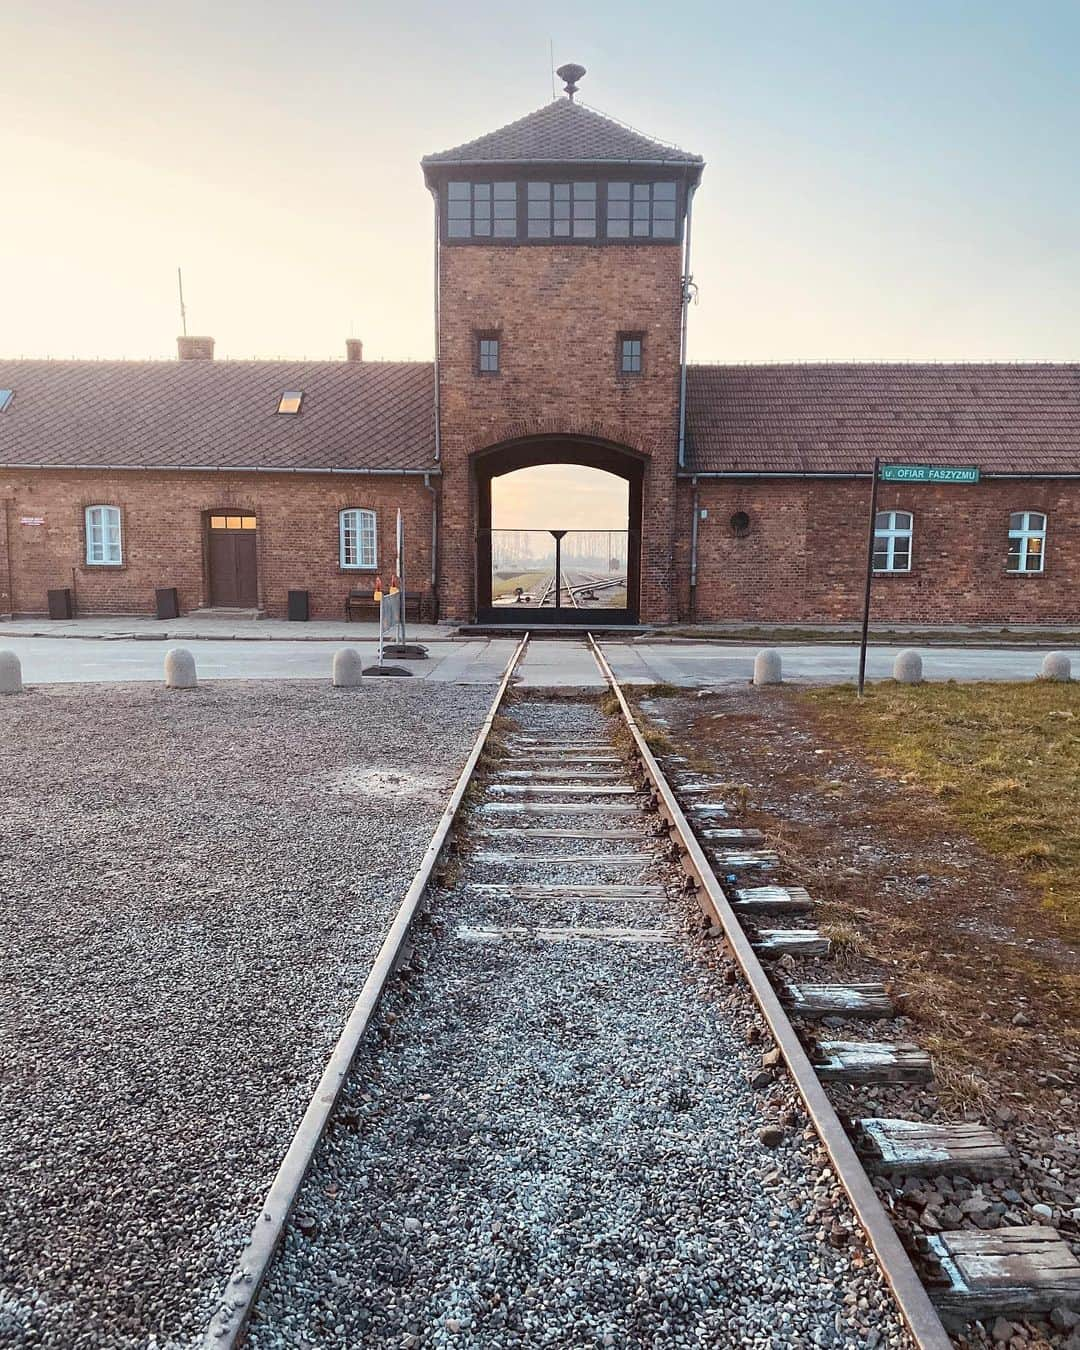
607,181,678,239
527,181,596,239
618,334,643,375
448,181,517,238
477,335,500,374
1007,511,1047,573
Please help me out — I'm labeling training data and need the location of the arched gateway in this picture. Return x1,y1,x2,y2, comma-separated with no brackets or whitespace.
474,435,644,625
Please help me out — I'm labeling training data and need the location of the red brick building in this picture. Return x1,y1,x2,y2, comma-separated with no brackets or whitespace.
1,74,1078,626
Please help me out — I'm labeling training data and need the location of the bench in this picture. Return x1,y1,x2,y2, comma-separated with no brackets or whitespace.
344,589,425,623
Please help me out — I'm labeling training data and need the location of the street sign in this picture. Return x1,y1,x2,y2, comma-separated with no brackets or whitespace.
879,464,980,484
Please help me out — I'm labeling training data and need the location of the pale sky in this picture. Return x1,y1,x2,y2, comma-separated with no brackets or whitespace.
2,1,1078,364
491,465,629,530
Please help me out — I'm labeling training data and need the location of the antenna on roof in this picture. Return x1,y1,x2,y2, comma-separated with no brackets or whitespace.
177,267,188,337
556,63,586,101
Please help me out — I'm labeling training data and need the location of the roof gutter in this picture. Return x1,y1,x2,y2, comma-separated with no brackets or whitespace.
0,463,441,476
676,470,1080,481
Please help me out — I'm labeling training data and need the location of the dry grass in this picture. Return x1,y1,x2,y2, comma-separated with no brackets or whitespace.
805,681,1080,936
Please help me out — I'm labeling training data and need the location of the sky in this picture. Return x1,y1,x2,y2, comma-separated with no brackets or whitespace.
2,0,1078,366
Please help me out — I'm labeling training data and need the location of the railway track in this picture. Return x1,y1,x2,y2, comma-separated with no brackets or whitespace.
203,635,1080,1347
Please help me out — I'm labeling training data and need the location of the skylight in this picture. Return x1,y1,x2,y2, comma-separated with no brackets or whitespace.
277,391,303,415
0,390,13,412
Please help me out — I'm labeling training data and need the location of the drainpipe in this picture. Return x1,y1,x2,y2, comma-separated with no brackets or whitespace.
688,474,700,622
423,472,438,615
677,182,697,470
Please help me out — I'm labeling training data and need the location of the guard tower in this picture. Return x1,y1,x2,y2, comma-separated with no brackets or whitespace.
422,66,704,624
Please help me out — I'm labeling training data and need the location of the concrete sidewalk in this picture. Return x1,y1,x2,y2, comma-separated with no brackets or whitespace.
0,615,449,643
1,634,1072,688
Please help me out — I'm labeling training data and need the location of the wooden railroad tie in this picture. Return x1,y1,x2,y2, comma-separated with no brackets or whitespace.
924,1225,1080,1318
752,928,831,959
468,883,666,900
711,848,780,871
732,885,814,916
814,1040,934,1085
487,784,637,796
699,828,766,845
856,1118,1011,1177
782,982,895,1019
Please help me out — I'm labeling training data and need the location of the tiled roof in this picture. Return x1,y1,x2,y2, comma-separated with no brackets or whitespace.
0,360,436,472
685,363,1080,475
423,97,702,167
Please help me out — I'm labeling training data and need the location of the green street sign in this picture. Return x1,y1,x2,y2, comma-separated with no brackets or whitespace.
879,463,980,484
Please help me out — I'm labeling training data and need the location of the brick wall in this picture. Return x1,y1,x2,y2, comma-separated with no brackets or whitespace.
0,469,437,620
436,242,684,622
683,477,1080,625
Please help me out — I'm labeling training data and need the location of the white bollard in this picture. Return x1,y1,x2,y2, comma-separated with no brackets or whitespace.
0,650,23,695
164,648,197,689
332,648,364,688
893,649,923,685
1041,651,1072,682
753,649,782,686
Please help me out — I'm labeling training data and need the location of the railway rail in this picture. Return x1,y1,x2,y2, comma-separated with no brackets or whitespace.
203,635,1079,1347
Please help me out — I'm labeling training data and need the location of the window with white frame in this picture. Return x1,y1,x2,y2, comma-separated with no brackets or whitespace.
1007,511,1047,573
873,510,913,573
85,505,122,565
339,508,377,570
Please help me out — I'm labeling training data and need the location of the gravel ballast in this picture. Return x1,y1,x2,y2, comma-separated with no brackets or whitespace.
0,679,492,1349
248,697,914,1349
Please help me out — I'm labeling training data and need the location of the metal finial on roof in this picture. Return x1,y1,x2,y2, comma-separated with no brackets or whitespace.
556,63,586,100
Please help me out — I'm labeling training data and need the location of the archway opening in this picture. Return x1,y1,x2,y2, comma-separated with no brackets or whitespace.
474,438,643,624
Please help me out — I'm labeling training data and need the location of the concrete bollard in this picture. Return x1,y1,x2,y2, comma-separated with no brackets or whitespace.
332,648,364,688
893,649,923,685
164,648,197,689
753,649,782,686
0,650,23,695
1041,651,1072,682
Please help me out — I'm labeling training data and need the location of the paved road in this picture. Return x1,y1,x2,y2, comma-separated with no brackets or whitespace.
0,635,1073,688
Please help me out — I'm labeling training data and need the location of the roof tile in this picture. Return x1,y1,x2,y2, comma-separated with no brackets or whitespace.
0,360,435,472
685,364,1080,475
423,98,702,167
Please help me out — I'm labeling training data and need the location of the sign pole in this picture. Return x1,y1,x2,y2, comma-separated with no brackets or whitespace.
395,508,406,647
857,457,880,699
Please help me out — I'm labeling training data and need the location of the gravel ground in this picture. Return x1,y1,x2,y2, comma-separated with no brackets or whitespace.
0,679,492,1349
248,697,913,1349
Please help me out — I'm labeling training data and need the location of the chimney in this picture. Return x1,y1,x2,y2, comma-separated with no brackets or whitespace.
345,338,364,363
177,335,215,360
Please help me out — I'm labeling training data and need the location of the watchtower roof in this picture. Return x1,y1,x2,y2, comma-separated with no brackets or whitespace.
422,97,703,172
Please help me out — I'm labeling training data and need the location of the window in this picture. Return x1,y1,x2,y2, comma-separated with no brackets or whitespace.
1007,511,1047,573
339,508,377,570
0,389,13,412
447,181,517,238
209,515,257,530
85,505,122,566
607,181,678,239
873,510,913,573
526,181,596,239
477,335,500,374
277,391,303,414
619,334,643,375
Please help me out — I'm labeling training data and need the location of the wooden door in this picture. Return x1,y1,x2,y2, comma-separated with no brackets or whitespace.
207,514,258,607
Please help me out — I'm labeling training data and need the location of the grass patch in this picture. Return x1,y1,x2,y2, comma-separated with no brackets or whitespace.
804,681,1080,935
